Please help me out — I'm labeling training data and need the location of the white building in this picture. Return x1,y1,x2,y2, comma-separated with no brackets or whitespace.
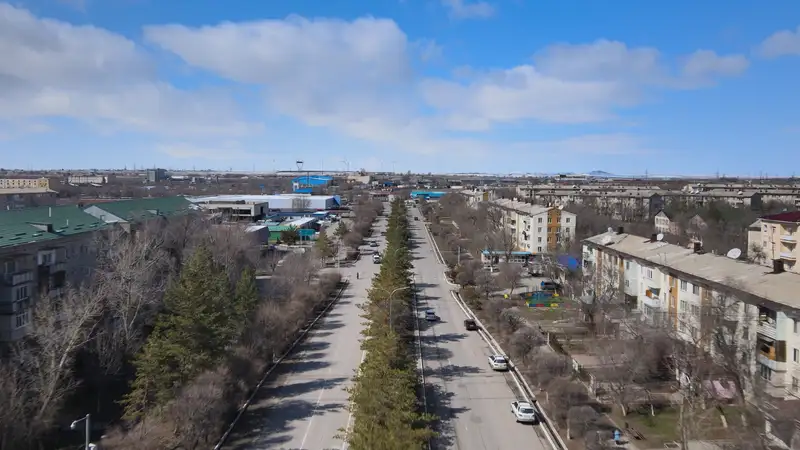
489,198,576,254
583,229,800,399
747,211,800,274
190,194,340,211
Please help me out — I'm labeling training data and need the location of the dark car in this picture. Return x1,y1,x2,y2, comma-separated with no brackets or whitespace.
464,319,478,331
414,217,420,221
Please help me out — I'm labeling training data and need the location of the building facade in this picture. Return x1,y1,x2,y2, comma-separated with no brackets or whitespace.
747,211,800,274
582,229,800,399
489,198,576,254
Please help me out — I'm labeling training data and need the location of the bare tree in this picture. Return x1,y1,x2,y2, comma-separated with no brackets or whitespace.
567,405,599,440
497,262,523,295
342,231,363,251
576,260,625,334
475,271,496,300
166,369,229,449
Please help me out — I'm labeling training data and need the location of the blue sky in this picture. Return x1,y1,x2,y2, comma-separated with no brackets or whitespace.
1,0,799,175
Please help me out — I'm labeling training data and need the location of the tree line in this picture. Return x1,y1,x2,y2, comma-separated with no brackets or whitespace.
340,198,435,449
0,213,345,449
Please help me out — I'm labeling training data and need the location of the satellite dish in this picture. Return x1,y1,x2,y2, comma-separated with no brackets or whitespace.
558,205,564,210
601,236,613,245
656,233,664,241
726,248,742,260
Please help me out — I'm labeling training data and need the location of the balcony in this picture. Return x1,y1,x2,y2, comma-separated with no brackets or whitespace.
2,270,34,286
49,262,67,274
779,252,796,261
757,320,777,339
641,292,663,310
780,235,796,244
757,352,785,372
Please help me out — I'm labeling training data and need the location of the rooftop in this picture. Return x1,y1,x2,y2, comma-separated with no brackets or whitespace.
0,205,106,248
90,197,194,222
284,217,317,228
584,231,800,311
490,198,557,216
761,211,800,223
190,194,335,203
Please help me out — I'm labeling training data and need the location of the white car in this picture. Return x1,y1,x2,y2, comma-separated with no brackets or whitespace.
488,355,509,371
510,401,537,423
424,310,439,322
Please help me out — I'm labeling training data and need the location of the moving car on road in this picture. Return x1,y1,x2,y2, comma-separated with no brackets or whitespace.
464,319,478,331
369,241,379,247
372,254,382,264
424,310,440,322
488,355,509,371
510,401,538,423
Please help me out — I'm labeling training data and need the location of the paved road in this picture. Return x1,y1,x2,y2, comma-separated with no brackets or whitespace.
409,209,551,450
223,216,389,450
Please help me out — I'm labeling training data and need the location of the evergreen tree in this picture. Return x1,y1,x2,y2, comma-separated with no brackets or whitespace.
122,245,234,420
334,221,349,239
234,266,259,327
280,227,299,245
315,229,336,263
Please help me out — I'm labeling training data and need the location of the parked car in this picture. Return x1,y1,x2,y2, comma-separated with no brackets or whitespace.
464,319,478,331
510,401,538,423
488,355,509,371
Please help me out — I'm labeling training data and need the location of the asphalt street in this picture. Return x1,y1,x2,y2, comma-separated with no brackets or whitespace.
409,208,551,450
223,216,389,450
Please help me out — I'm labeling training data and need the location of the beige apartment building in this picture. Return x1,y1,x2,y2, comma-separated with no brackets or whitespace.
489,198,576,254
747,211,800,274
0,177,56,210
583,229,800,400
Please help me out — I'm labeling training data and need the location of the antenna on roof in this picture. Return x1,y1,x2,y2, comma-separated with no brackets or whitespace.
726,248,742,260
656,233,664,242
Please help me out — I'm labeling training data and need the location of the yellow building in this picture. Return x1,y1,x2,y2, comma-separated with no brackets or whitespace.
747,211,800,274
0,178,50,190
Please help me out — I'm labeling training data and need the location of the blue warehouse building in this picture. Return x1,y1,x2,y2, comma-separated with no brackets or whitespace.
292,175,333,193
410,190,446,200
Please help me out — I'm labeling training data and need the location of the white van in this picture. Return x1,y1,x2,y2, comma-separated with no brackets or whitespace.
372,254,382,264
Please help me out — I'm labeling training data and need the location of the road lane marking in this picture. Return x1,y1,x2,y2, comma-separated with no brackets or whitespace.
299,382,328,449
340,349,367,450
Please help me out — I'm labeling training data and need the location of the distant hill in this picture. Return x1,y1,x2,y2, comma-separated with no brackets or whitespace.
587,170,616,178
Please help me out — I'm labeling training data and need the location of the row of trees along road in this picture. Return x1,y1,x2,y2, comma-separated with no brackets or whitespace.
0,215,342,450
340,198,435,449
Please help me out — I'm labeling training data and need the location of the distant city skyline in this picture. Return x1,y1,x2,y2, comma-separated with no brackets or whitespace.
1,1,799,174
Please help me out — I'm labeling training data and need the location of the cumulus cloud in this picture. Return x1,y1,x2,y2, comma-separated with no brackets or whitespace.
441,0,495,19
681,50,749,80
758,25,800,58
0,3,258,137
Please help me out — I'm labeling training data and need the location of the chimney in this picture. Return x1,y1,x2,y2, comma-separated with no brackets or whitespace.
617,226,624,235
773,259,785,274
693,242,703,253
651,233,658,241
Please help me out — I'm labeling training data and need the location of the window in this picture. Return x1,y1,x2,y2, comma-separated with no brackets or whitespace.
3,260,15,274
691,305,701,317
625,261,630,270
537,218,543,224
692,284,700,295
537,227,542,233
537,237,542,243
680,300,688,312
624,279,629,287
566,217,571,223
759,364,773,381
794,348,799,363
794,320,799,334
645,268,653,279
793,377,799,392
548,217,552,224
14,307,30,329
680,280,688,291
15,285,29,301
537,246,542,252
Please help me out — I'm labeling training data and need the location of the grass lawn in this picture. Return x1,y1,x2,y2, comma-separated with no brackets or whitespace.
611,406,681,448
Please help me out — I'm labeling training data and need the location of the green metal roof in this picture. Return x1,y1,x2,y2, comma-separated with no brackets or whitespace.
91,197,193,222
0,205,107,249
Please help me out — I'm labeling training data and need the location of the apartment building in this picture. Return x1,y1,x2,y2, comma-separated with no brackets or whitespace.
747,211,800,274
583,229,800,399
0,206,107,341
460,188,498,207
517,185,664,221
67,174,115,185
654,211,708,238
489,198,576,254
0,177,57,210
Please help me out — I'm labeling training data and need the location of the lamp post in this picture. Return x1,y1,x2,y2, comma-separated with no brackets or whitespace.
372,285,410,330
70,414,91,450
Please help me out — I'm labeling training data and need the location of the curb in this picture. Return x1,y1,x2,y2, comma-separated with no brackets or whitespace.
213,279,350,450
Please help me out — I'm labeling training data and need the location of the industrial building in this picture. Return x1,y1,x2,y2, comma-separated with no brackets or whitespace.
292,175,333,193
190,194,340,212
410,190,446,199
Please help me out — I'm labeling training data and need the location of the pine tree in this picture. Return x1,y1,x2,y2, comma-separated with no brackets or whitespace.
334,221,349,239
315,230,336,263
122,245,234,420
234,267,259,327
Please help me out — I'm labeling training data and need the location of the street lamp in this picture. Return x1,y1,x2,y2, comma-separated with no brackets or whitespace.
372,285,410,330
70,414,91,450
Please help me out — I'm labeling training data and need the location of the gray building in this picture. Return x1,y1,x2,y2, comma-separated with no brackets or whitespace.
147,168,168,183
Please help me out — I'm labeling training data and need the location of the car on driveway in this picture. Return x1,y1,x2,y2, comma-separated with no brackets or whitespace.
369,241,379,248
488,355,509,371
510,401,538,423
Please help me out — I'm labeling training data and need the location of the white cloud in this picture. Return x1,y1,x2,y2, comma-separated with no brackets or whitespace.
758,26,800,58
156,142,266,160
681,50,749,79
0,3,258,137
441,0,495,19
